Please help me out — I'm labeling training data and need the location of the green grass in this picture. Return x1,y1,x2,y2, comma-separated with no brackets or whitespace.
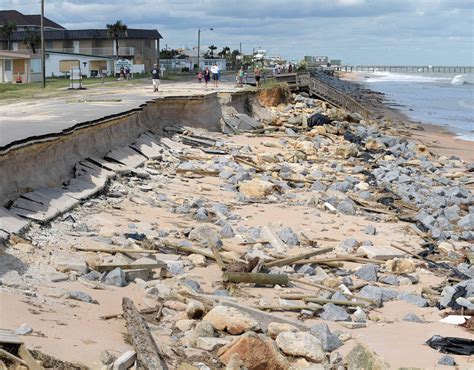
0,76,146,102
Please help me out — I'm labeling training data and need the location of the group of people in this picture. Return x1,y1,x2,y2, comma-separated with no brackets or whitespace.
119,66,132,80
273,64,293,75
236,66,262,87
197,63,220,88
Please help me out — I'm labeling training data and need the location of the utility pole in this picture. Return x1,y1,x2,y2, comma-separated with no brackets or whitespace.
41,0,45,88
197,29,200,71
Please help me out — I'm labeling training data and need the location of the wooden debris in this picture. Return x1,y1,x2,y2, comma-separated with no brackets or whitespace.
223,272,289,286
18,344,42,370
122,297,167,370
94,262,167,272
264,247,334,268
0,349,27,367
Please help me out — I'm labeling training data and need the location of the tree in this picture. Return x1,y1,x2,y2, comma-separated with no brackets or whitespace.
208,44,218,58
106,20,128,57
22,26,40,53
1,21,17,50
231,49,241,69
160,48,179,59
218,46,230,59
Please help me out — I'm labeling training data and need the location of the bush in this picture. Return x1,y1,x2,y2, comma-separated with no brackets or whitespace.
181,67,190,73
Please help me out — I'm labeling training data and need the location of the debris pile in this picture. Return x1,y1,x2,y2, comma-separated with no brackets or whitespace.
0,90,473,369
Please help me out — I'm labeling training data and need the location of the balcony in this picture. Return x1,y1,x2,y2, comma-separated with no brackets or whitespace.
46,47,136,57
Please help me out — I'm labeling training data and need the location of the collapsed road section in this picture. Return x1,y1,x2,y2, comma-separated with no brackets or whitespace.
0,84,473,369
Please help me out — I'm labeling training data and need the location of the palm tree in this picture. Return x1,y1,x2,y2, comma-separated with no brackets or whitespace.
218,46,230,59
106,20,128,57
22,26,40,53
1,21,17,50
208,44,218,58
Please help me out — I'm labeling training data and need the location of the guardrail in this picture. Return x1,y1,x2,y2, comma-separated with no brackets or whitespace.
295,72,371,119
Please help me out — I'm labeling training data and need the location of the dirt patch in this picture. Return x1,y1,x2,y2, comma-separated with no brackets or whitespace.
257,85,290,107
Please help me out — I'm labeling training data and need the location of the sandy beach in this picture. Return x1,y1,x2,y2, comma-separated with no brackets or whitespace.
338,71,474,163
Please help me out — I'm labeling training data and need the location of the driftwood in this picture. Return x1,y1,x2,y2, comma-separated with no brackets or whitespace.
264,247,334,268
303,256,384,265
176,168,220,176
208,239,226,271
234,156,265,172
74,246,159,254
122,297,167,370
94,263,167,272
254,305,321,312
18,345,42,370
0,349,27,367
161,240,234,263
281,294,369,307
290,278,377,305
223,272,289,286
101,305,162,320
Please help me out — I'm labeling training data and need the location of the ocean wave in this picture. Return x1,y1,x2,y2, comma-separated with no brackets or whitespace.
364,71,452,83
455,132,474,142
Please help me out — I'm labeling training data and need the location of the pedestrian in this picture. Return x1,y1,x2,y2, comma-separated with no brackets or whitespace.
151,63,160,92
125,66,131,80
120,66,125,79
254,66,261,87
288,64,293,73
238,67,245,84
210,63,220,88
204,67,211,88
198,70,203,83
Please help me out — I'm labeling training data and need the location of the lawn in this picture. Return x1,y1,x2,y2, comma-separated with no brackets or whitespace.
0,76,147,102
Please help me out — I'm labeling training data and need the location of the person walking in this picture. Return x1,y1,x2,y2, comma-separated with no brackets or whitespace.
204,67,211,88
197,70,203,83
238,67,245,85
151,64,160,92
254,67,262,87
210,63,220,88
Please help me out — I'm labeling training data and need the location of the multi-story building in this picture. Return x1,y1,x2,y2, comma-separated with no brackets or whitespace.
0,10,162,75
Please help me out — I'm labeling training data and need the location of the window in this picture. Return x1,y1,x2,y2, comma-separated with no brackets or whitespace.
5,60,12,71
31,59,41,73
46,40,53,49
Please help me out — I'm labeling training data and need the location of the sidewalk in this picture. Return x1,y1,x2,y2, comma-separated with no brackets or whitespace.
0,80,240,150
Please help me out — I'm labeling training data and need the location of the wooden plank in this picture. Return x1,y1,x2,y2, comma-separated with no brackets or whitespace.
18,344,42,370
122,297,167,370
94,263,167,272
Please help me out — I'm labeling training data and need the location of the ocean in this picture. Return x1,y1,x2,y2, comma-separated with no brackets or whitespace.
361,71,474,141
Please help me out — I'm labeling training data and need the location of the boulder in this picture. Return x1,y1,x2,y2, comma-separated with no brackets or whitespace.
195,337,230,351
309,323,343,351
239,179,280,199
192,321,217,344
276,331,325,362
267,322,299,339
0,270,27,289
354,264,378,282
385,258,416,274
104,267,126,287
345,342,389,370
218,332,289,370
203,306,260,335
320,303,351,322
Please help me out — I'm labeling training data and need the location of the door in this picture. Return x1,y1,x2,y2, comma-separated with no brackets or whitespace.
73,41,80,54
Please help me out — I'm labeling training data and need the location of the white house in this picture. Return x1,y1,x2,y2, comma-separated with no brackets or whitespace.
45,51,114,77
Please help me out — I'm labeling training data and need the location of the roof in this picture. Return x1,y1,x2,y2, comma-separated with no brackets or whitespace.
0,10,65,29
2,28,162,41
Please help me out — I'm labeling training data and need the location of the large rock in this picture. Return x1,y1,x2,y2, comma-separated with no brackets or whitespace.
357,245,405,261
188,225,221,246
104,267,126,287
218,332,289,370
309,323,343,351
239,179,280,199
345,342,389,370
195,337,230,351
385,258,416,274
53,252,88,274
267,322,299,339
320,303,351,322
354,264,378,282
0,270,27,289
203,306,260,335
276,331,325,362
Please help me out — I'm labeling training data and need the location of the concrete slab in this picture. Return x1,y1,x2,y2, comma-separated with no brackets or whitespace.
357,245,406,260
0,230,8,244
131,134,163,159
66,178,106,200
105,146,147,168
87,157,131,174
159,138,188,152
11,188,78,223
0,207,29,234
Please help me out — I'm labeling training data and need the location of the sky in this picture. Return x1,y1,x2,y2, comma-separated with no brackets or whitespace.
3,0,474,65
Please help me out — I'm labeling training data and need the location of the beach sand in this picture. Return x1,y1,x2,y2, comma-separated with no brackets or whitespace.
339,71,474,163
